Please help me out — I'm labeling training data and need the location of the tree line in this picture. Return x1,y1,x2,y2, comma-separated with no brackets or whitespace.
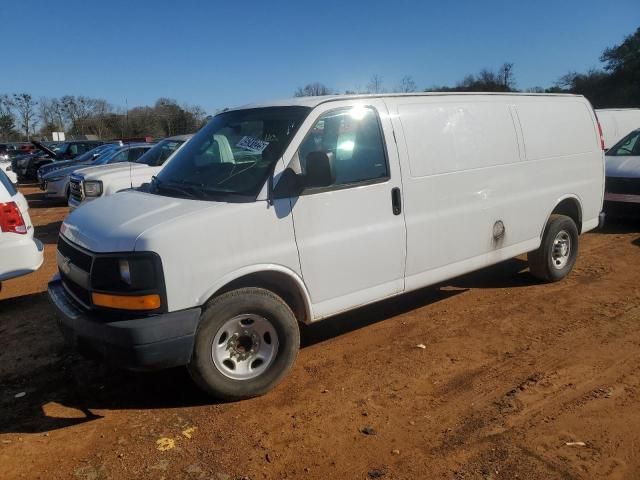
0,94,208,142
294,27,640,109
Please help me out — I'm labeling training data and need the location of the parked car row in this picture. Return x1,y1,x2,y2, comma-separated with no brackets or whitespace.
42,143,153,201
12,140,105,179
68,135,192,209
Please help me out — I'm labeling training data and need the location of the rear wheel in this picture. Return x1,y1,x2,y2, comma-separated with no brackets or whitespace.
527,214,579,282
188,287,300,401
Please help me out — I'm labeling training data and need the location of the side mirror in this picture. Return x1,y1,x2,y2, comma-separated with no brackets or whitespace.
272,168,303,198
303,151,335,188
271,151,336,199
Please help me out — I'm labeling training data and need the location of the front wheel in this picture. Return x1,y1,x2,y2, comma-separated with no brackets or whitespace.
527,214,579,282
188,287,300,401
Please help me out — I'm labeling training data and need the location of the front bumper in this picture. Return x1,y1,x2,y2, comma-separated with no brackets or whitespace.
44,178,69,199
604,192,640,204
48,277,201,370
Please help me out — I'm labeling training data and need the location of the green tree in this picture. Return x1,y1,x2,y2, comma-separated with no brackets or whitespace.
556,27,640,107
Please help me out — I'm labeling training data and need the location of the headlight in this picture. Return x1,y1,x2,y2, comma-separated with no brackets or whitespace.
90,253,165,311
5,166,12,172
83,180,103,197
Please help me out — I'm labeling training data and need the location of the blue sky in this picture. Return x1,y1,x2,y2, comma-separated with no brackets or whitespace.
1,0,637,114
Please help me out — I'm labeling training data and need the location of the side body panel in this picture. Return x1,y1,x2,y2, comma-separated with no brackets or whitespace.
386,95,603,292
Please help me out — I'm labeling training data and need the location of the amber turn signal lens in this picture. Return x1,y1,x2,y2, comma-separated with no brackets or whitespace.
92,292,161,310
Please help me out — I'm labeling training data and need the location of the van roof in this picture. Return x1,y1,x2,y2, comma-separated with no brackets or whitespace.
235,92,585,110
595,108,640,112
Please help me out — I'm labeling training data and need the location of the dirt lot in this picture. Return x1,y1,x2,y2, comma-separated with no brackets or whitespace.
1,185,639,480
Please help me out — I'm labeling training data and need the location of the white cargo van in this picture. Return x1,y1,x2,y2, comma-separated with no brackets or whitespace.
48,93,605,400
596,108,640,149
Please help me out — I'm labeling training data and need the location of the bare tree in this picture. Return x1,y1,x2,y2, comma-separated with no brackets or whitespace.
498,62,515,90
397,75,417,93
367,75,384,94
11,93,38,140
294,82,332,97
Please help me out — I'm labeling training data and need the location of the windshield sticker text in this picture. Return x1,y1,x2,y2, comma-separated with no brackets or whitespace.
236,136,269,153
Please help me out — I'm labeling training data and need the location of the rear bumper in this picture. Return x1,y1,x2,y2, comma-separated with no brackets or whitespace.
0,237,44,282
48,277,201,370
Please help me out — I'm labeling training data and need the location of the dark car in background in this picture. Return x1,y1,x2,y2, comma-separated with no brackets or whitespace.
12,140,104,179
37,143,121,184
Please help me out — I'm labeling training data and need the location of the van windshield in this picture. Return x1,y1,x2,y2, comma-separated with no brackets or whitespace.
154,106,310,201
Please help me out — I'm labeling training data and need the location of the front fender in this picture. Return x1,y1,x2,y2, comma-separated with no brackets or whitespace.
196,264,314,323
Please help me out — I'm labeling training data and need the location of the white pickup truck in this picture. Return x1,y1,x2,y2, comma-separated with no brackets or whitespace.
68,135,192,210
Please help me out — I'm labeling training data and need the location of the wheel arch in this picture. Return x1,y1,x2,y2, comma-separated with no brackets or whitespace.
542,195,583,236
200,265,313,325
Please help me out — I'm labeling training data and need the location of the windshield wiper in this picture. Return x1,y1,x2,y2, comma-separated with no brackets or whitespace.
151,176,199,199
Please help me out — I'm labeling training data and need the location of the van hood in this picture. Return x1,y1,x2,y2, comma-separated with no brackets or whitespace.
605,155,640,178
61,190,218,252
74,162,147,180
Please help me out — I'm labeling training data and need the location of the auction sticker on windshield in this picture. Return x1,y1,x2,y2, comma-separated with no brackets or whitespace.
236,136,269,153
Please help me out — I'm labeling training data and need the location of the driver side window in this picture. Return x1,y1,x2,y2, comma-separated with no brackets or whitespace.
297,107,389,187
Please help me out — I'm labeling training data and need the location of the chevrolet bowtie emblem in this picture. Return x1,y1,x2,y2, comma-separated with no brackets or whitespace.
60,256,72,275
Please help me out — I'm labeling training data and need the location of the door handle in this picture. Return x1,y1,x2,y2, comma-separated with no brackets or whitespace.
391,187,402,215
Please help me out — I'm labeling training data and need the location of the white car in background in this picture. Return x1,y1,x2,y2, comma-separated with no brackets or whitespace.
0,170,43,286
0,161,18,185
596,108,640,150
603,128,640,215
68,135,193,210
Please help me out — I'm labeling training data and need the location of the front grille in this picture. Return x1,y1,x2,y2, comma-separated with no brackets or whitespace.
69,177,83,203
605,177,640,196
58,236,92,271
61,272,92,307
57,236,93,309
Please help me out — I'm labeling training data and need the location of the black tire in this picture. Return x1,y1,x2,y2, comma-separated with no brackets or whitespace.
527,214,579,282
188,287,300,401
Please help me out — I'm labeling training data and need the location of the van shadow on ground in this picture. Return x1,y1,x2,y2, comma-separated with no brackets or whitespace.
23,191,67,209
34,221,62,245
0,258,541,435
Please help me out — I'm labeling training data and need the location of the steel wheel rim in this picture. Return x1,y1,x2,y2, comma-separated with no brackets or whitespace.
211,314,279,380
551,230,571,270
